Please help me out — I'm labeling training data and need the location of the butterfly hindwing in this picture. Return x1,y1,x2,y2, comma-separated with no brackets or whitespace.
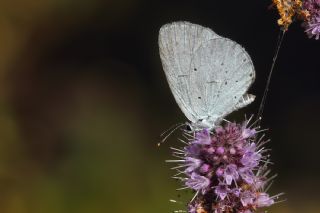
190,38,255,121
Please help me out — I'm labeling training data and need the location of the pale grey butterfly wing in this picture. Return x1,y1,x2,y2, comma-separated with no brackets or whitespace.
159,22,255,127
159,22,221,123
190,38,255,124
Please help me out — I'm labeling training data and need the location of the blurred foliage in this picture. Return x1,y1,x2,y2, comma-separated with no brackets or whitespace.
0,0,319,212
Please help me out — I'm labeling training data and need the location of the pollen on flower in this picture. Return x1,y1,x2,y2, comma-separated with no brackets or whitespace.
168,117,282,213
272,0,308,30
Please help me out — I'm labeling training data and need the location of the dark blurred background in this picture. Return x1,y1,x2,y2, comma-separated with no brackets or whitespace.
0,0,319,212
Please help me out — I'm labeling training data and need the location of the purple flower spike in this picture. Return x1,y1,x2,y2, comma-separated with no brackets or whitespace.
186,173,210,194
168,119,280,213
303,0,320,39
305,17,320,40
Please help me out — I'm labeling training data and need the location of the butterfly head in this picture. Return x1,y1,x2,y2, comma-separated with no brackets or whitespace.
189,115,221,132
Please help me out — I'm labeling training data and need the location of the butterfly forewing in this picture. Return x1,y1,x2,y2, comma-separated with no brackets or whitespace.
159,22,220,123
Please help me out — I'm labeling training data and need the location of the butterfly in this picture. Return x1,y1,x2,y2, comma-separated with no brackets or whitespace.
158,22,256,131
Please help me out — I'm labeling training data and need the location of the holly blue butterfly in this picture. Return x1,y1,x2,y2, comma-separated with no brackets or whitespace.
158,22,255,130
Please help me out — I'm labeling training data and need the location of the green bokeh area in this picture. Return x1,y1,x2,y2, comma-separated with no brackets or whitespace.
0,0,320,212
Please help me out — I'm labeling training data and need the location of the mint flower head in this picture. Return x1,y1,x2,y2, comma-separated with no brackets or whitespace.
305,17,320,39
303,0,320,39
168,118,282,213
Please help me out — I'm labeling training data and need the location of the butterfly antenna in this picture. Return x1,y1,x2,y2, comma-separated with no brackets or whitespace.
158,123,186,146
160,123,183,137
257,30,286,122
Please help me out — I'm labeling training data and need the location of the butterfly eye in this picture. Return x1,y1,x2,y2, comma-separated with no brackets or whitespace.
183,123,194,133
185,124,192,131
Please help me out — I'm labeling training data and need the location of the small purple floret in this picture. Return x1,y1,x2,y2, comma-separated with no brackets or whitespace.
214,184,229,200
255,193,275,207
216,146,225,155
223,164,239,185
242,128,256,139
194,128,211,145
199,163,211,174
240,191,255,207
186,172,210,194
185,157,202,173
216,167,224,177
239,168,255,184
241,149,261,168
